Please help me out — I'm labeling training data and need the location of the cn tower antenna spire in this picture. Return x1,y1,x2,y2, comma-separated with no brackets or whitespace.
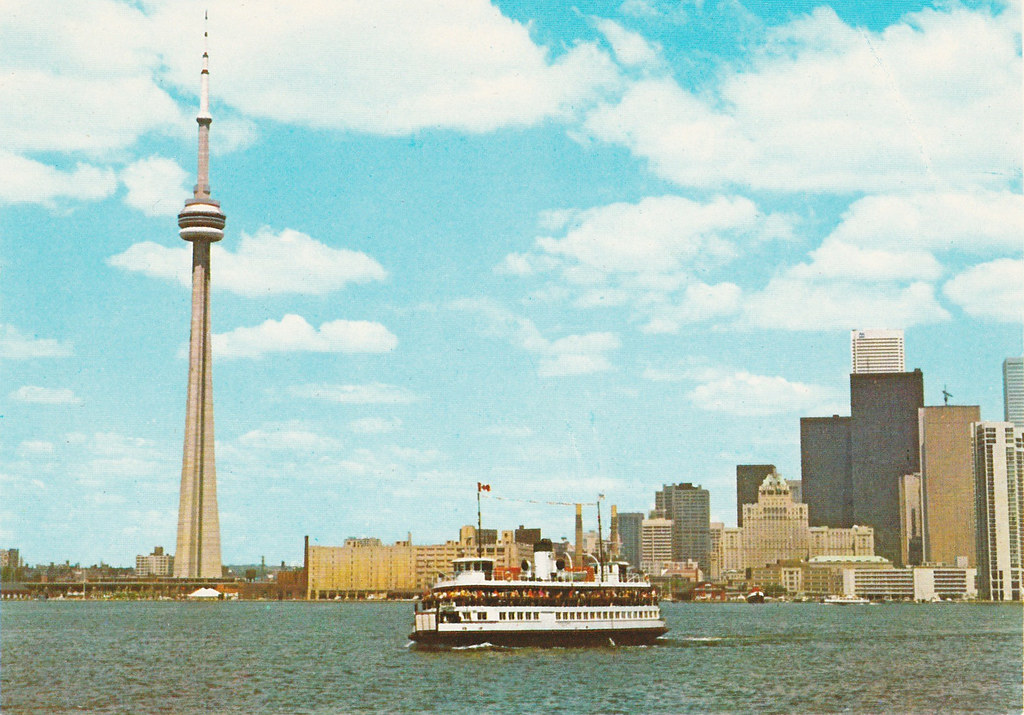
195,10,213,198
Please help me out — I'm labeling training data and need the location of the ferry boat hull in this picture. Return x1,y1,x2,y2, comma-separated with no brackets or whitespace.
409,625,667,648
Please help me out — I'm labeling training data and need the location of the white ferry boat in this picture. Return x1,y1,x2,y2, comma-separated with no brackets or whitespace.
409,540,667,647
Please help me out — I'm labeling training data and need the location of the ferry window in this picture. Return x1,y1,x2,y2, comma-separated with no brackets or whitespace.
499,612,505,620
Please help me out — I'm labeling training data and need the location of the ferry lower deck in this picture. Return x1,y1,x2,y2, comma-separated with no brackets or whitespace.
410,603,667,647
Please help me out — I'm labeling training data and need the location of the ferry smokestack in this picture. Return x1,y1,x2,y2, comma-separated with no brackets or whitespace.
575,503,584,565
610,505,619,558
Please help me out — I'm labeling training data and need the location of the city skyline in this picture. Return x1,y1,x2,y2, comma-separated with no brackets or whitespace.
2,0,1022,566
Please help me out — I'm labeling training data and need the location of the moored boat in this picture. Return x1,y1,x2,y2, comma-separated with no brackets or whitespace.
823,594,871,605
409,539,667,647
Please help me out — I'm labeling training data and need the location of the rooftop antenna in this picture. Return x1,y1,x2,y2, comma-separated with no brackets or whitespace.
942,386,953,406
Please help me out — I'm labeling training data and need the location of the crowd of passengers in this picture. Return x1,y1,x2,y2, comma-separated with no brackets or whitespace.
419,587,658,609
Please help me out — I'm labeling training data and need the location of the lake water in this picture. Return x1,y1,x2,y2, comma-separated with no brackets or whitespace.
2,600,1021,713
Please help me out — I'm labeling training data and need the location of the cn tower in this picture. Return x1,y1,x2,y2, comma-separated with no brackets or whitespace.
174,28,224,579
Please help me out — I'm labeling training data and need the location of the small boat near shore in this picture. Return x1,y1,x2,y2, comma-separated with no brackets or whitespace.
823,594,872,605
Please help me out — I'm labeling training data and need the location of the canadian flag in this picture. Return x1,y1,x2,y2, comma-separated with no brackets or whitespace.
477,482,491,492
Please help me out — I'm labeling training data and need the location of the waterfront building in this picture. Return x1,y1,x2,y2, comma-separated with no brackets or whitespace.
841,566,977,601
640,517,673,573
617,512,644,569
654,483,711,573
0,548,21,569
174,39,225,579
851,329,905,374
306,538,416,598
1004,357,1024,426
919,405,980,566
736,464,776,527
742,474,808,570
898,472,923,566
135,546,174,577
972,422,1024,601
807,525,874,557
801,415,853,528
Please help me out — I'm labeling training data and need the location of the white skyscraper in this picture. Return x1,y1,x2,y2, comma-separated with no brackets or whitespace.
851,329,905,374
1003,357,1023,427
972,422,1023,601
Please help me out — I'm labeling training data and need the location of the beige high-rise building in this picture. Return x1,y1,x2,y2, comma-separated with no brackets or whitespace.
306,538,416,598
919,405,980,566
972,422,1024,601
640,517,673,573
742,474,809,570
709,522,743,580
174,41,225,580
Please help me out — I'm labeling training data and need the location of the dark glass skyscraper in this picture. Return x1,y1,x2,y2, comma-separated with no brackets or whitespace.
736,464,776,527
654,483,710,573
801,370,924,565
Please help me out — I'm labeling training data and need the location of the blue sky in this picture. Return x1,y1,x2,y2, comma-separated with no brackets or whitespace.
1,0,1021,566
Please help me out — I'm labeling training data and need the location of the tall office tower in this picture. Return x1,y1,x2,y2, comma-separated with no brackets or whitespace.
851,329,905,374
736,464,776,527
1004,357,1024,426
174,37,225,579
741,474,809,570
972,422,1024,601
898,473,923,566
640,517,673,573
617,512,643,569
513,525,542,547
655,483,711,573
801,415,853,528
919,405,981,566
849,370,924,565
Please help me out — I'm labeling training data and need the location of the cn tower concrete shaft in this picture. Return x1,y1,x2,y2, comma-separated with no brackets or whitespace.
174,43,225,580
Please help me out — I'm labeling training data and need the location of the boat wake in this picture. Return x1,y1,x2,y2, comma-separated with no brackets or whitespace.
451,642,508,651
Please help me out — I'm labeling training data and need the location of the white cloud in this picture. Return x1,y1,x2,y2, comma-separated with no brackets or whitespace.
0,325,73,359
151,0,620,135
120,156,189,216
535,195,772,276
789,240,944,282
480,424,534,438
688,369,843,416
452,298,621,377
237,428,340,452
641,282,742,334
288,383,420,405
16,440,55,457
583,5,1020,192
10,386,82,405
108,227,387,296
828,191,1024,254
348,417,403,434
213,314,397,359
538,353,616,377
943,258,1024,323
0,152,118,206
595,18,661,68
742,277,950,331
